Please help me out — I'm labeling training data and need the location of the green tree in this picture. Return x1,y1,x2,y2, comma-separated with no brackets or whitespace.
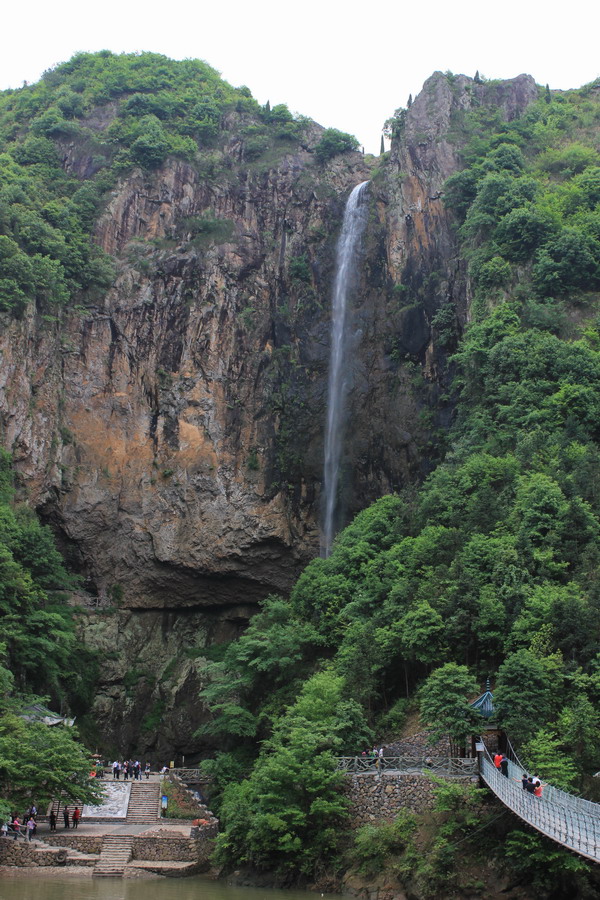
494,649,560,744
503,829,590,893
419,663,481,745
0,708,104,812
214,670,366,875
198,596,322,742
521,728,578,791
557,693,600,777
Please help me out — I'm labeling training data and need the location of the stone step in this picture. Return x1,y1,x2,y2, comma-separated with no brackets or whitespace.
93,833,134,877
125,781,160,824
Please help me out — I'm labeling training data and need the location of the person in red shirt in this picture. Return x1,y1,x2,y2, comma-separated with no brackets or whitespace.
72,807,81,829
494,752,503,769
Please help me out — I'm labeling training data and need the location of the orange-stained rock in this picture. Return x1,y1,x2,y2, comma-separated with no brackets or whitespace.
0,72,538,754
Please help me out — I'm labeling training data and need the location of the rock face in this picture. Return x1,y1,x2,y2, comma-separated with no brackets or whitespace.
0,72,539,754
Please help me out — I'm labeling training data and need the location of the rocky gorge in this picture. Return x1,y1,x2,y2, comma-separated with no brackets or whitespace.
0,65,539,757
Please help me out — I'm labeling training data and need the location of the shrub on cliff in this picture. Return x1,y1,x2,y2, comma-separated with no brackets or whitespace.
0,451,95,709
349,809,417,877
315,128,359,162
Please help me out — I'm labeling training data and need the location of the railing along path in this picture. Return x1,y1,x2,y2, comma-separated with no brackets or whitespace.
168,768,205,782
479,743,600,863
337,756,478,776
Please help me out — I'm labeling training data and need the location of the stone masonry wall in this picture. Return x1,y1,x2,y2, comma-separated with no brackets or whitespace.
0,840,68,867
42,834,103,853
132,835,212,862
345,774,438,827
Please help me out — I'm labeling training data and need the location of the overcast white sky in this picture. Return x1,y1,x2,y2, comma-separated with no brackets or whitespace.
3,0,599,154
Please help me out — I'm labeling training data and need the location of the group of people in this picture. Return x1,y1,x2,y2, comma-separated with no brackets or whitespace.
1,806,39,841
111,759,151,780
521,774,544,798
1,804,82,839
52,806,81,829
493,751,544,797
360,747,387,767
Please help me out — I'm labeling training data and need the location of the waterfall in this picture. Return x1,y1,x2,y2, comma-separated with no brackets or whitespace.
321,180,369,558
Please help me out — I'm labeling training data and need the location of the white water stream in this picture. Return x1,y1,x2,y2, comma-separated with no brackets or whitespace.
321,181,369,557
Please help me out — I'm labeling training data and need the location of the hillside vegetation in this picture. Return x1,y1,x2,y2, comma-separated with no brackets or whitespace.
0,50,356,316
198,78,600,893
2,55,600,895
0,450,101,819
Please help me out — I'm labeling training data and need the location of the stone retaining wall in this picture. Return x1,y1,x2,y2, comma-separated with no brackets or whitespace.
1,832,216,870
345,774,438,827
132,836,213,862
0,841,67,867
42,834,103,853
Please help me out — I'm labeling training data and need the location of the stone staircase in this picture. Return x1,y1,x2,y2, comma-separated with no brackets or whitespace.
125,780,160,823
65,845,99,867
93,834,133,877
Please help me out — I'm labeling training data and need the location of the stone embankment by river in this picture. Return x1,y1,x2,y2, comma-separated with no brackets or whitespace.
0,773,218,878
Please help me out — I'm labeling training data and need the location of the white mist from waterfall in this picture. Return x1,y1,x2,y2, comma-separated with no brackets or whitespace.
321,180,369,557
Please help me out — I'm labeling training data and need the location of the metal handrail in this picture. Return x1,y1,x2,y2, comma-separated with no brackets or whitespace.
168,768,211,782
336,756,478,776
480,745,600,862
503,737,600,820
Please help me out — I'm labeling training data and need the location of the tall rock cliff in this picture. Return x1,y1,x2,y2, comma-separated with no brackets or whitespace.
0,66,539,755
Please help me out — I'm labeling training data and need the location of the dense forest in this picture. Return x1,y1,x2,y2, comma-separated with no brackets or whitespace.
195,79,600,895
1,52,600,897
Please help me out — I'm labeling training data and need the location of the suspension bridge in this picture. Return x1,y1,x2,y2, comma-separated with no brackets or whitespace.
338,741,600,863
478,740,600,864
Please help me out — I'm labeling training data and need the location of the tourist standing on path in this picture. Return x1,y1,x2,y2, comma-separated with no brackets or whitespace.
26,817,36,841
49,810,56,831
11,815,20,839
72,807,80,829
145,762,150,779
63,807,70,828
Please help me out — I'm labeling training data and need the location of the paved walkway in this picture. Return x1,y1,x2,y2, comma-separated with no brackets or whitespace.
34,820,191,837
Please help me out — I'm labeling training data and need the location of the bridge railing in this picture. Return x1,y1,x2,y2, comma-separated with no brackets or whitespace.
480,748,600,862
337,756,478,776
503,737,600,820
168,768,207,783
